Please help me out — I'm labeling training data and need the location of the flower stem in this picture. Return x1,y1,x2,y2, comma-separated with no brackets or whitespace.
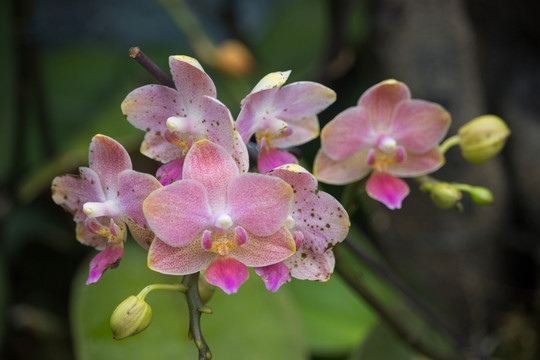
128,47,176,89
136,283,188,301
439,135,461,155
182,273,212,360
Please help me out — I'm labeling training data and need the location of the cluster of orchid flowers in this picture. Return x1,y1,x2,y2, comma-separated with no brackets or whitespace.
51,54,509,346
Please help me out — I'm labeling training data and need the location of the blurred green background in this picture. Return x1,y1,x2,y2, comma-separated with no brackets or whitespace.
2,0,540,359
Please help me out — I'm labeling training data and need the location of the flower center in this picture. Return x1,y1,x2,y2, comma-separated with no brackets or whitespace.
367,135,407,172
201,225,248,256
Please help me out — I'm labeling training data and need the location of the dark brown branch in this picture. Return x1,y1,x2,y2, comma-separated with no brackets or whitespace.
182,273,212,360
128,47,176,89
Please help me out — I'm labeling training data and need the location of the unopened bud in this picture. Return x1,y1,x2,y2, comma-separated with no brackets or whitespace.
110,295,152,340
430,182,462,209
211,39,255,77
468,186,494,205
458,115,510,164
198,271,216,304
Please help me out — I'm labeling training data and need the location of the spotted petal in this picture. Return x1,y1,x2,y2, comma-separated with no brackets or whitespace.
169,55,217,110
86,245,124,285
148,237,215,275
283,248,335,281
117,169,162,227
231,226,296,267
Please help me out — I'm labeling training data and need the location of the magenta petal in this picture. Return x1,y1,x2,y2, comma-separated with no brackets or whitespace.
313,148,372,185
51,167,105,222
148,237,215,275
231,227,296,267
257,144,298,174
205,257,249,294
117,170,162,227
228,173,293,236
391,100,451,153
86,246,124,285
358,80,411,132
183,140,239,213
89,135,132,199
143,180,212,247
254,262,291,292
366,171,410,210
320,106,375,160
156,157,185,185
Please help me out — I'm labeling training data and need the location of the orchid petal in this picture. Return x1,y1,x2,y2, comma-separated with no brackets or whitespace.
205,257,249,294
75,221,108,249
257,145,298,174
231,226,296,267
247,71,291,98
320,106,375,160
228,173,293,236
272,114,320,148
148,237,215,275
391,100,451,153
254,262,291,292
313,148,372,185
118,170,162,227
236,87,279,143
89,135,132,199
183,140,239,213
284,248,335,281
125,218,155,250
86,246,124,285
169,56,217,108
121,84,182,134
156,157,185,185
366,171,410,210
388,148,444,177
358,80,410,132
273,82,336,120
52,167,105,222
143,180,212,247
140,132,184,163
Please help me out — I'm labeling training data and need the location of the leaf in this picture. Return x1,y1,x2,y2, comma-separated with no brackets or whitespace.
71,242,308,360
349,323,416,360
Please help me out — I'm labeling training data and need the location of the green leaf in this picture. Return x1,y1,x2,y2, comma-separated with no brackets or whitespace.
349,323,415,360
71,242,308,360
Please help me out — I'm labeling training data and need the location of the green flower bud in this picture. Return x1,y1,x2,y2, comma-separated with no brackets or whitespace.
110,295,152,340
198,271,216,304
430,182,462,209
468,186,494,205
458,115,510,164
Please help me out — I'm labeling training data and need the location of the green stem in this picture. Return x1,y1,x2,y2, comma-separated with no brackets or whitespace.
136,283,187,300
439,135,461,155
182,273,212,360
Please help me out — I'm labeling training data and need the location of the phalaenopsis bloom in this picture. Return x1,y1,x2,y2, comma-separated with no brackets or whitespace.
314,79,451,209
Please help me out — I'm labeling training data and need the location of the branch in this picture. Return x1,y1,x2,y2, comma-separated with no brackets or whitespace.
182,273,212,360
128,47,176,89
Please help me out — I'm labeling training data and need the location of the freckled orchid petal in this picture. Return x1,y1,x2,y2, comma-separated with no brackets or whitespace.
52,167,105,222
246,71,291,100
227,173,293,236
88,135,132,199
231,132,250,174
284,248,335,281
86,246,124,285
270,164,349,252
205,257,250,294
121,84,181,135
183,140,239,213
366,171,410,210
257,144,298,174
125,218,155,250
169,56,217,107
143,180,212,247
273,82,336,121
358,80,411,132
148,237,215,275
117,170,162,228
314,148,372,185
75,221,108,249
254,262,291,292
156,157,185,185
390,100,451,153
231,226,296,267
140,132,184,164
320,106,375,160
388,147,444,177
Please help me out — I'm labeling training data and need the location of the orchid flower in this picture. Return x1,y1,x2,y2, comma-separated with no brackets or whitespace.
143,140,297,294
51,135,161,284
121,55,248,184
255,164,350,291
236,70,336,173
314,79,451,209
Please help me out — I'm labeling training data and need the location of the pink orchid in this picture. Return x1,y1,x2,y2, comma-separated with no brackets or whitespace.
143,140,297,294
255,164,350,291
314,79,451,209
51,135,161,284
236,70,336,173
121,55,248,183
